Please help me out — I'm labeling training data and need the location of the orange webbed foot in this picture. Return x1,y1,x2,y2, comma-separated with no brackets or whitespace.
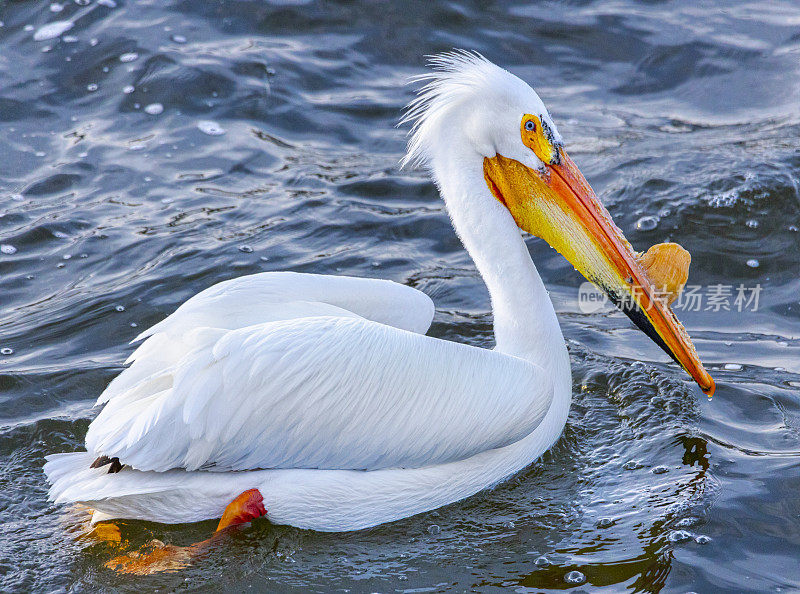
103,489,266,575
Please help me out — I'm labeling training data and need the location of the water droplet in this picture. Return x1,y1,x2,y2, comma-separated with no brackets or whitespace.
144,103,164,115
695,535,712,545
34,21,73,41
123,85,135,94
724,363,742,371
668,529,693,543
171,34,187,43
119,52,138,63
596,517,614,528
115,305,125,312
1,244,18,254
746,258,759,268
636,215,659,231
87,83,98,92
746,219,759,228
50,3,64,12
238,245,253,253
652,465,669,475
0,347,14,356
534,555,551,567
197,120,226,136
427,524,441,535
564,570,586,585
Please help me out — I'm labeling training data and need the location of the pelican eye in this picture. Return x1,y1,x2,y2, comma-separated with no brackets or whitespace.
521,113,559,166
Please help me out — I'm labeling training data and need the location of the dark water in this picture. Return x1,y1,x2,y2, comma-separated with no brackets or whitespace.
1,0,799,591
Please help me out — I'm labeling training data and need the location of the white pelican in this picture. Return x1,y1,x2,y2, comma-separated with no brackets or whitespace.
45,52,714,538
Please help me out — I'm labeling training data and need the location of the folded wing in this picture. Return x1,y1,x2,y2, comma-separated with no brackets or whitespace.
85,315,553,472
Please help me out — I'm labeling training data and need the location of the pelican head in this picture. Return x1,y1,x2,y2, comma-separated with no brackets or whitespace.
403,51,714,396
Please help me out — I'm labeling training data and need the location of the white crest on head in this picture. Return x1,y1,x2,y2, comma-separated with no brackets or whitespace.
400,51,561,172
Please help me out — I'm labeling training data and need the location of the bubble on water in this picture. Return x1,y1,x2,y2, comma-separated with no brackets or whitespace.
90,37,98,46
534,555,551,567
596,517,614,528
144,103,164,115
197,120,226,136
57,262,65,268
790,225,798,232
564,570,586,585
34,20,73,41
133,103,140,109
62,34,78,43
668,530,693,543
745,219,759,228
652,465,669,475
50,3,64,12
123,85,135,94
676,516,701,528
130,322,138,328
724,363,742,371
502,521,515,529
11,193,24,201
238,245,253,253
746,258,759,268
75,0,91,5
636,215,659,231
115,305,125,312
1,244,18,255
427,524,441,535
171,34,187,43
36,151,46,157
62,254,71,260
98,0,117,6
623,460,641,471
119,52,138,63
695,535,712,545
24,24,35,32
87,83,98,92
0,347,14,356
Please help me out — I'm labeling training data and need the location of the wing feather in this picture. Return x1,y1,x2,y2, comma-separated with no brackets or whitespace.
85,316,553,472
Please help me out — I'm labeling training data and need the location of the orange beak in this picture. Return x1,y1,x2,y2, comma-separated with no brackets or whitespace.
484,149,715,396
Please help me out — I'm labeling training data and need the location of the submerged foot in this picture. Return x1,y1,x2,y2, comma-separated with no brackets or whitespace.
102,489,267,575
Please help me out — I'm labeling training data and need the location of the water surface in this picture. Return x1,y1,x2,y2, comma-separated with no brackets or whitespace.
1,0,800,591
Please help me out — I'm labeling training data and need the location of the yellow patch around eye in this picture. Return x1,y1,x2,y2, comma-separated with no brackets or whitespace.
520,114,559,166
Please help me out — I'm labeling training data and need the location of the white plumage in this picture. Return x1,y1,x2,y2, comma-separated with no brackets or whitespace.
45,53,577,531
